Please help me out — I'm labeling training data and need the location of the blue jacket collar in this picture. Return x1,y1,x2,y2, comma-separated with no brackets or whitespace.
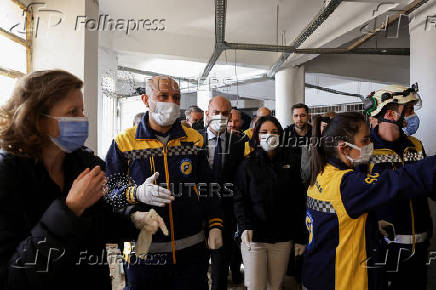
135,112,187,140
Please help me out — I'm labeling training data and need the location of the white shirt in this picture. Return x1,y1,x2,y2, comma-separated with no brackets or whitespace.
207,127,226,168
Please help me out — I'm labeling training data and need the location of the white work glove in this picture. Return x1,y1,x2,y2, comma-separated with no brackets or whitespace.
208,228,223,250
241,230,253,251
294,243,306,256
130,209,169,257
136,172,174,207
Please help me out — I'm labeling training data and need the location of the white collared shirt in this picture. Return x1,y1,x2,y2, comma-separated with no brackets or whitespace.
207,127,226,168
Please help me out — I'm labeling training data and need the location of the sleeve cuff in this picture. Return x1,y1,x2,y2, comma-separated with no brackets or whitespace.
208,218,224,230
125,186,137,204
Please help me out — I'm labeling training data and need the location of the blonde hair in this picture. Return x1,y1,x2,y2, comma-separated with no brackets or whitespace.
0,70,83,159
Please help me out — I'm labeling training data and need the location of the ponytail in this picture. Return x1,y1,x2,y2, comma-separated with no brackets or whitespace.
310,115,327,186
309,112,366,186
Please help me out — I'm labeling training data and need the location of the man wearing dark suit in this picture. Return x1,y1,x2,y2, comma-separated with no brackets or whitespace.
200,96,245,289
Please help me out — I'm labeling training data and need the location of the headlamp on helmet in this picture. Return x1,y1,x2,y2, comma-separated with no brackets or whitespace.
363,83,422,117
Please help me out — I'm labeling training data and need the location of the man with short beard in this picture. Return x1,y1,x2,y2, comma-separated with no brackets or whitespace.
283,103,312,176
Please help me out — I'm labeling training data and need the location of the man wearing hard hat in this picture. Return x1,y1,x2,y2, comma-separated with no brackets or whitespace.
363,83,432,290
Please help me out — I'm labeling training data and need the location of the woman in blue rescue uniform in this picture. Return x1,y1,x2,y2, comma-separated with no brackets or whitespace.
302,112,436,290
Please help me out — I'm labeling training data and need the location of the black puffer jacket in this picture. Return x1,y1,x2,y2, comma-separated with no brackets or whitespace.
234,148,307,244
0,148,134,290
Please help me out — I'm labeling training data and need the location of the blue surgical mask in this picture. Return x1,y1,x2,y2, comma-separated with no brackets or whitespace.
46,115,89,153
402,114,420,136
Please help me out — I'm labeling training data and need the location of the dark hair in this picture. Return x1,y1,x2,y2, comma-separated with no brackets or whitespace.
0,70,83,159
311,112,336,140
250,116,283,148
292,103,309,114
310,112,366,186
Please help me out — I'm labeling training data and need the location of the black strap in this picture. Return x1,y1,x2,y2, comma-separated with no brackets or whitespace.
377,107,406,129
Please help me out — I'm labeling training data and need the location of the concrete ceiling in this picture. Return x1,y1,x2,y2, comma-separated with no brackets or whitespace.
99,0,419,101
100,0,410,68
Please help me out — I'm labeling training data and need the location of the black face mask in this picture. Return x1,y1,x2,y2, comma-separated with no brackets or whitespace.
191,121,204,130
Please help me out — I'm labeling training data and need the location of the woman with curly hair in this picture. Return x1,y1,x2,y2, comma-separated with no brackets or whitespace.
0,70,141,290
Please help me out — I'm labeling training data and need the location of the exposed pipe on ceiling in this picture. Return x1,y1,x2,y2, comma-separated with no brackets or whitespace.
305,83,364,100
120,0,427,98
116,66,367,101
267,0,428,76
200,0,424,83
224,42,409,55
117,65,198,84
217,78,366,101
266,0,344,77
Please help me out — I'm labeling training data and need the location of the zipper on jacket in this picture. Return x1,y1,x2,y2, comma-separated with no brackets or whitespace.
162,141,177,264
374,148,416,251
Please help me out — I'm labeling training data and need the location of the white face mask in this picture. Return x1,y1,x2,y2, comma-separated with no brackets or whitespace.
149,99,180,127
259,133,280,152
344,142,374,165
209,114,228,134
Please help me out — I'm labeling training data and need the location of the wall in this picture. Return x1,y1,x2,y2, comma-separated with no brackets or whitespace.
32,0,99,152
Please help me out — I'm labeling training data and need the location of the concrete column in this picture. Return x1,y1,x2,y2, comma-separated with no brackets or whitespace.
32,0,99,152
409,1,436,155
83,0,99,154
409,5,436,287
98,46,118,157
197,89,213,111
275,66,305,127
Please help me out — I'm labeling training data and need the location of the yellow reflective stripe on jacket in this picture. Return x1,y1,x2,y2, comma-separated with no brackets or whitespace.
243,128,254,157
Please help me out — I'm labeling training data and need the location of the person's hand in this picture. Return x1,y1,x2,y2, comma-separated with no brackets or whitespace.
208,228,223,250
136,172,175,206
130,209,169,235
241,230,253,251
131,209,169,257
66,166,107,216
378,220,394,237
294,243,306,256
